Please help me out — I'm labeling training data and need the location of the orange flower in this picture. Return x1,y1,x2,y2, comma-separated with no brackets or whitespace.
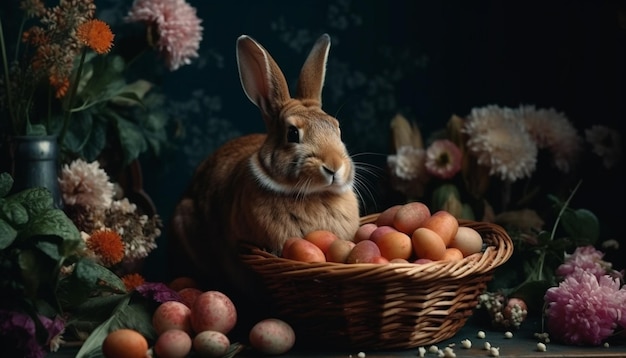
86,229,125,266
76,19,114,54
121,273,146,292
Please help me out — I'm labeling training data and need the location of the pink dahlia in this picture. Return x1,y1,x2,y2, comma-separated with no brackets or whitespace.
424,139,462,179
556,245,613,280
544,271,626,345
126,0,203,71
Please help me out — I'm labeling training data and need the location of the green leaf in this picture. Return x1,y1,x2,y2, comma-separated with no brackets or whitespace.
67,293,129,325
561,208,599,245
76,296,157,358
511,279,552,314
78,116,108,162
35,240,61,261
20,209,82,256
0,218,18,249
0,172,13,197
115,117,148,165
7,187,53,217
1,199,29,225
75,258,127,294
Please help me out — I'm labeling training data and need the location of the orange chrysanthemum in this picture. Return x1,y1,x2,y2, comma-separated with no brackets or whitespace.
121,273,146,292
86,229,125,266
76,19,114,54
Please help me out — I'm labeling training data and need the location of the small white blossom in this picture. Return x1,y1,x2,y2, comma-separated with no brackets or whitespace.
460,339,471,349
387,145,426,180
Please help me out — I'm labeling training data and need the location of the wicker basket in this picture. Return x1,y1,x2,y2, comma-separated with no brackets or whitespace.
239,214,514,350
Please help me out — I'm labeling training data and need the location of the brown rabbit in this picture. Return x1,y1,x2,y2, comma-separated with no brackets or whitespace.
168,34,360,326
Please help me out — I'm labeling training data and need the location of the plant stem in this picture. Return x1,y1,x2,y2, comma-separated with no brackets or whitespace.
535,180,582,280
0,17,17,134
58,47,88,144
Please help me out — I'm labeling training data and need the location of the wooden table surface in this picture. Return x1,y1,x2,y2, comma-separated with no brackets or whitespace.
50,316,626,357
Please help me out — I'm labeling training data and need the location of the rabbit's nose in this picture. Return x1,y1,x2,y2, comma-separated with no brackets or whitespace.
322,165,336,177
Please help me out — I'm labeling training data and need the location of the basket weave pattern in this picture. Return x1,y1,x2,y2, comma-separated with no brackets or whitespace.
240,215,514,349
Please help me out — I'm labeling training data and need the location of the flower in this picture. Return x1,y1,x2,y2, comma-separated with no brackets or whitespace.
0,310,65,358
555,245,616,280
544,270,626,345
126,0,203,71
463,105,537,182
135,282,181,304
0,0,111,135
387,145,426,181
518,105,583,173
58,159,115,209
85,229,125,266
585,125,622,169
424,139,462,179
121,273,146,291
75,19,114,55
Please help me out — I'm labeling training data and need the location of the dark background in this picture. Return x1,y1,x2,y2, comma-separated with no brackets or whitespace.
3,0,625,280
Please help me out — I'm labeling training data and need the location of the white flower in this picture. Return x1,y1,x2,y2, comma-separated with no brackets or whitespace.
518,105,583,173
58,159,115,209
463,105,537,182
387,145,426,181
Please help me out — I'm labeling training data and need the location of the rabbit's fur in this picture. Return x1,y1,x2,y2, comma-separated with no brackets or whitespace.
168,34,360,331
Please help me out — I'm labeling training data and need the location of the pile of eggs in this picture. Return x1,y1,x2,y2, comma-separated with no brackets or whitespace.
282,202,484,264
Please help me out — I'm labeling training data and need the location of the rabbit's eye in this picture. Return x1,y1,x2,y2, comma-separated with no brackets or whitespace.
287,125,300,143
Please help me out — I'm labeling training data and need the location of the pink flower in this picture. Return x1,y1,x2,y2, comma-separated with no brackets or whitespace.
544,271,626,345
424,139,462,179
126,0,203,71
556,246,614,280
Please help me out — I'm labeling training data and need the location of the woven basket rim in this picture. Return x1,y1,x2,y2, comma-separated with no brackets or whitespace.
240,215,514,282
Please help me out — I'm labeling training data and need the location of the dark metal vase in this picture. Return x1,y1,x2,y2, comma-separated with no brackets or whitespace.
10,135,63,208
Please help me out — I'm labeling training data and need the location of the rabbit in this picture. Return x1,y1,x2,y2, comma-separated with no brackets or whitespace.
168,33,361,330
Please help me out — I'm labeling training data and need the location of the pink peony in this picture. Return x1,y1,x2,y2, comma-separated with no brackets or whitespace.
126,0,203,71
556,245,614,280
544,270,626,345
424,139,462,179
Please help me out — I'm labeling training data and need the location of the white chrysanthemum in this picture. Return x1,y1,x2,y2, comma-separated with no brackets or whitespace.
518,105,583,173
585,125,622,169
58,159,115,209
110,198,138,214
463,105,537,182
387,145,427,181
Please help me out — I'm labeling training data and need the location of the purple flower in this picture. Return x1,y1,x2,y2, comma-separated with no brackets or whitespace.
544,270,626,345
0,310,65,358
135,282,181,303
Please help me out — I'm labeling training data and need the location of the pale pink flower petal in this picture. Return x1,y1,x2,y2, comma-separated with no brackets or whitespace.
58,159,115,209
424,139,462,179
126,0,203,71
544,270,626,345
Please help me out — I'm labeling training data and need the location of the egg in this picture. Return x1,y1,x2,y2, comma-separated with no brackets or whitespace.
449,226,483,257
154,329,192,358
193,330,231,357
102,329,148,358
249,318,296,355
411,227,446,261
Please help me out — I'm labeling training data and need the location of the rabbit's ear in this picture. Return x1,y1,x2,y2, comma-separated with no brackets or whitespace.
237,35,290,121
296,34,331,105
